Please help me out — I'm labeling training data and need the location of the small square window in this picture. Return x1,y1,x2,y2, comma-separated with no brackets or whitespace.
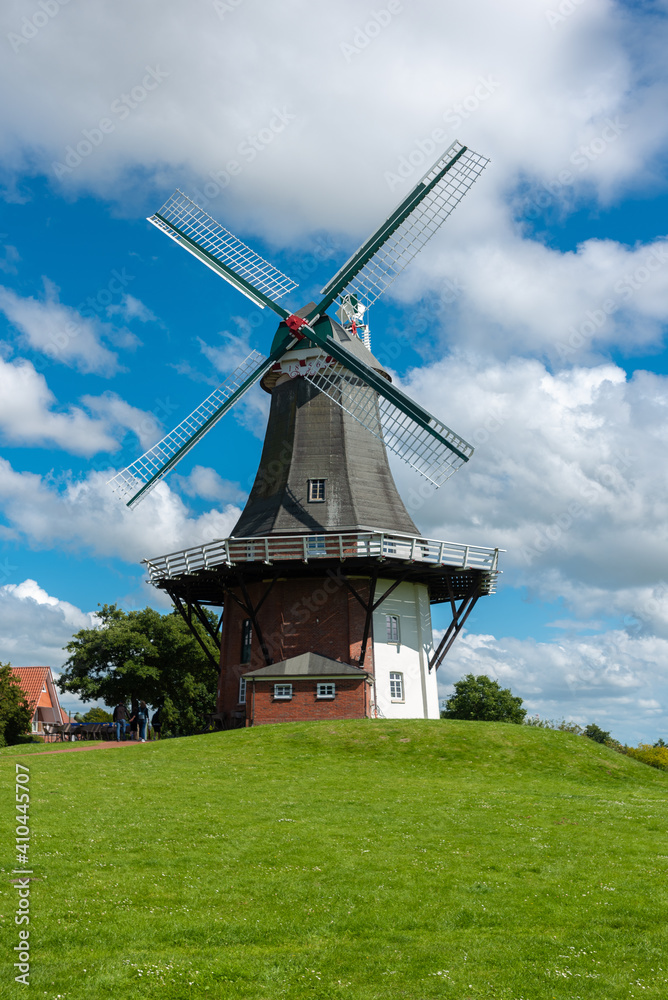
308,479,326,502
274,683,292,700
317,682,335,699
386,614,400,644
390,671,404,702
306,535,327,555
238,676,247,705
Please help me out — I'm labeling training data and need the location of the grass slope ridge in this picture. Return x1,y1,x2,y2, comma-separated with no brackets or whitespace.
1,719,667,1000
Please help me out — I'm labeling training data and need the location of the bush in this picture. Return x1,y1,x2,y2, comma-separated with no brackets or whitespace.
623,744,668,772
524,715,583,734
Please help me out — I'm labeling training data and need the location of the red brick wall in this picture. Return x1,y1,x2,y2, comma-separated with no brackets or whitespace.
217,573,375,720
246,677,368,725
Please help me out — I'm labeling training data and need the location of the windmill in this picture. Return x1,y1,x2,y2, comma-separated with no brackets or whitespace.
109,139,501,726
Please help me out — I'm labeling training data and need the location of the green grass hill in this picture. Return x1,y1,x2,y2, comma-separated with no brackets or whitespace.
1,719,667,999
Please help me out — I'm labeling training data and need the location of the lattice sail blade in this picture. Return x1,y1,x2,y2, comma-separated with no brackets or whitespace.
108,349,269,507
317,141,488,315
303,361,473,487
148,190,297,313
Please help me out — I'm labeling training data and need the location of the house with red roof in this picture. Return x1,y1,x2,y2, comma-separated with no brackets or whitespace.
11,667,67,740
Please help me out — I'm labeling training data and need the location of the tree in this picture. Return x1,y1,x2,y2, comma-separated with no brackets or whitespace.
583,723,611,744
0,662,33,746
82,707,113,723
442,673,526,724
58,604,219,736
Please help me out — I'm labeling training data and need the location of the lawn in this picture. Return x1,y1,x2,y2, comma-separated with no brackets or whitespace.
1,719,667,999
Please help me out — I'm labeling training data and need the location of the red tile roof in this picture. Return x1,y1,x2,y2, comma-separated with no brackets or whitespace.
11,666,65,722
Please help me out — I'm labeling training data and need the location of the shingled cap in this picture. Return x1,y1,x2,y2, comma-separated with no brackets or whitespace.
231,314,420,538
243,652,372,681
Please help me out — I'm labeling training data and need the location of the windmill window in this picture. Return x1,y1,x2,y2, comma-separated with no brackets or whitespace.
308,479,326,502
306,535,327,555
390,671,404,702
386,614,400,644
240,619,252,663
238,676,247,705
274,684,292,700
316,682,335,699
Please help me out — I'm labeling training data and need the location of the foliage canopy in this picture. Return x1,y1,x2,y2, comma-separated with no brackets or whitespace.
442,673,526,724
0,661,33,746
58,604,218,735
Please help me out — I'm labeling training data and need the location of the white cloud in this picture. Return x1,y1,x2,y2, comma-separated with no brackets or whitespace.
437,628,668,745
0,458,242,562
106,293,158,324
394,235,668,363
0,0,665,237
0,356,164,455
392,356,668,595
0,355,118,454
0,578,94,668
172,465,246,503
81,391,162,450
0,280,120,375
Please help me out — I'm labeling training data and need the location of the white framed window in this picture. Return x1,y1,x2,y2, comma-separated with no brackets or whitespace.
316,682,335,699
274,683,293,700
306,535,327,555
238,676,247,705
390,671,404,702
386,614,400,644
308,479,326,502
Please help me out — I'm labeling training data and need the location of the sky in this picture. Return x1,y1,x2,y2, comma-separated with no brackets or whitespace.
0,0,667,742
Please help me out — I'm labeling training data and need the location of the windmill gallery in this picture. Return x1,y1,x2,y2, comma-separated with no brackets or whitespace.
108,141,502,727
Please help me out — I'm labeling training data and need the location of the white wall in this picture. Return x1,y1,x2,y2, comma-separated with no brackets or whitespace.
371,579,440,720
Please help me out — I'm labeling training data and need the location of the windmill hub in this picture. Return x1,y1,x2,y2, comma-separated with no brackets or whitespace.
108,139,501,726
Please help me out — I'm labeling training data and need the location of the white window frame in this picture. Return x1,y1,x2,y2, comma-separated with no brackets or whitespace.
386,614,400,644
389,671,404,702
306,535,327,555
274,683,293,700
316,682,335,699
238,676,247,705
307,479,326,502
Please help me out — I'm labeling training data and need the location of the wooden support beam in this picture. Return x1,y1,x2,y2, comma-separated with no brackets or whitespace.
428,577,481,672
168,590,221,672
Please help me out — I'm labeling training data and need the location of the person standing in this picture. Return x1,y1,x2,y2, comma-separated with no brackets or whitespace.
128,700,138,741
151,706,162,740
112,702,129,742
135,701,149,742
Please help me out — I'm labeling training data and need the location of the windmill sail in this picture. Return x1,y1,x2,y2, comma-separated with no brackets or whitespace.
304,360,472,486
148,191,297,314
108,349,272,507
298,319,474,485
314,141,489,317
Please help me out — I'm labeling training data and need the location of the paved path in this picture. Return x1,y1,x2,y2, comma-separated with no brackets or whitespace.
9,741,153,756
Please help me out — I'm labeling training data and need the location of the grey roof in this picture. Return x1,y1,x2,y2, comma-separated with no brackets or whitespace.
243,651,370,679
231,313,419,538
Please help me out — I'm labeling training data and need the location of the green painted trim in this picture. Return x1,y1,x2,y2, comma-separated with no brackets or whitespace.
127,333,296,507
310,145,467,319
306,318,470,462
154,212,290,320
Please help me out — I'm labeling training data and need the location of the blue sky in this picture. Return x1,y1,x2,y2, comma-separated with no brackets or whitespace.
0,0,667,742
